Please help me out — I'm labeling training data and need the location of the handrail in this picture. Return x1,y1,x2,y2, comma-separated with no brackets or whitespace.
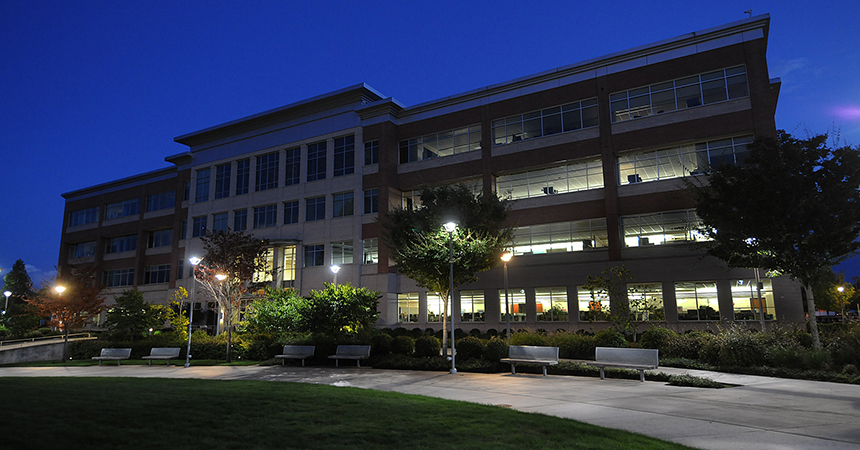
0,333,93,347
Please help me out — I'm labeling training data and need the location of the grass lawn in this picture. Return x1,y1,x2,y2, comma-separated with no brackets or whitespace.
0,377,696,450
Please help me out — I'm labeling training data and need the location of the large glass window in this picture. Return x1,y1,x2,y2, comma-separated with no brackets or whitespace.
364,140,379,165
331,241,354,265
622,210,707,247
332,192,354,218
213,212,229,232
460,290,485,322
105,199,140,220
513,219,608,255
70,241,96,259
618,135,754,185
195,168,210,203
362,238,378,265
628,283,665,321
333,135,355,177
103,268,135,287
535,287,568,322
144,264,171,284
427,293,447,322
146,191,175,212
233,209,247,232
106,235,137,254
492,98,598,145
255,152,279,191
303,244,324,267
253,205,277,229
675,282,719,321
499,289,526,322
235,159,250,195
497,158,603,199
364,189,379,214
214,164,231,199
732,278,774,321
610,66,749,122
306,197,325,222
398,293,419,323
578,286,608,322
399,124,481,164
307,141,327,182
282,245,296,288
192,216,207,238
285,147,300,186
69,207,99,227
283,200,299,225
147,229,172,248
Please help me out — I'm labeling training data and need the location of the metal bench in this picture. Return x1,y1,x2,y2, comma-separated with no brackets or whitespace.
500,345,559,376
92,348,131,366
141,347,181,366
274,345,315,366
328,345,371,367
585,347,659,382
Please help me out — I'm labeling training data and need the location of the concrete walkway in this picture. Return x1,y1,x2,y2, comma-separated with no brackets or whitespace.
2,364,858,450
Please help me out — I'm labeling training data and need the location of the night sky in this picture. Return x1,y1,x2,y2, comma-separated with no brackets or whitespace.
2,0,859,286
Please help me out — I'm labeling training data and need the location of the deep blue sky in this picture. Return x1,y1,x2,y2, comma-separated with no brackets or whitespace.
2,0,859,286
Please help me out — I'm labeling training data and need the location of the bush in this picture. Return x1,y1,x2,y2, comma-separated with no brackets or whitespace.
414,335,440,358
594,329,627,348
482,336,508,362
455,336,485,360
391,336,415,355
371,333,393,356
639,327,678,352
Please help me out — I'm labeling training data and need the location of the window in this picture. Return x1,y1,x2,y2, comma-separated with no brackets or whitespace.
146,191,175,212
282,245,296,288
214,164,231,199
103,268,135,287
306,197,325,221
513,219,608,255
254,205,277,229
675,282,718,321
283,200,299,225
333,135,355,176
303,244,324,267
535,287,568,321
147,229,172,248
69,207,99,227
70,241,96,259
255,152,279,191
233,209,248,232
213,212,229,232
732,278,774,321
610,66,749,122
618,135,754,185
307,141,326,181
106,235,137,254
622,210,708,247
332,192,354,218
195,168,210,202
497,158,603,199
331,241,354,265
144,264,171,284
578,285,608,322
364,189,379,214
362,238,378,265
628,283,665,321
460,290,485,322
235,159,250,195
192,216,207,238
492,98,598,145
499,289,526,322
398,293,419,323
285,147,300,186
399,124,481,163
364,140,379,165
427,293,447,322
105,199,140,220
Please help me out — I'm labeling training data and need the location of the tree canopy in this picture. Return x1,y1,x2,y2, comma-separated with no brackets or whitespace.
689,131,860,348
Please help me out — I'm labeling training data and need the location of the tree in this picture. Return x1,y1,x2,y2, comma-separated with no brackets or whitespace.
102,288,170,340
381,184,513,354
193,230,270,362
2,259,39,334
242,287,303,335
298,283,381,336
26,266,105,361
689,131,860,349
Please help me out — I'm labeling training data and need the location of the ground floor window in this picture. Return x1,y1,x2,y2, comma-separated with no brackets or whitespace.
398,292,419,323
732,278,774,320
675,281,719,320
499,289,526,322
535,287,568,321
627,283,665,321
460,290,485,322
578,286,608,321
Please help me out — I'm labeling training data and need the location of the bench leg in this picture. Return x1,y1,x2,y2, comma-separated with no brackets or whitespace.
599,368,605,380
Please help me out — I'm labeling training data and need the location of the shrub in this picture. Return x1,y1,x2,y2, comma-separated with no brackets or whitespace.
371,333,393,356
414,335,440,357
639,327,678,352
482,336,508,362
455,336,485,360
391,336,415,355
594,329,627,348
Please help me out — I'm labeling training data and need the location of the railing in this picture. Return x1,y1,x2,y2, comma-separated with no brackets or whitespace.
0,333,94,348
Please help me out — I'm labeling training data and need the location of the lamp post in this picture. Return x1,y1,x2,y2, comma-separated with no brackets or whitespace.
186,257,202,368
3,291,10,315
54,285,67,361
444,221,457,374
330,265,341,286
500,252,512,343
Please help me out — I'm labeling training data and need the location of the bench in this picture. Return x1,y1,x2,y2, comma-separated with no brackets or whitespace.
92,348,131,366
274,345,315,366
328,345,371,367
585,347,659,382
500,345,559,376
141,347,181,366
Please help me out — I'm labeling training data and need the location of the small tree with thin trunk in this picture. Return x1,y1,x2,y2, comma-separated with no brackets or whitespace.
193,230,269,362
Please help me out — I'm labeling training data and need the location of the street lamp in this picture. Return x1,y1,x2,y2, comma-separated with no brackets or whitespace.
3,291,11,315
330,265,341,286
186,257,202,368
444,221,457,374
500,251,513,343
